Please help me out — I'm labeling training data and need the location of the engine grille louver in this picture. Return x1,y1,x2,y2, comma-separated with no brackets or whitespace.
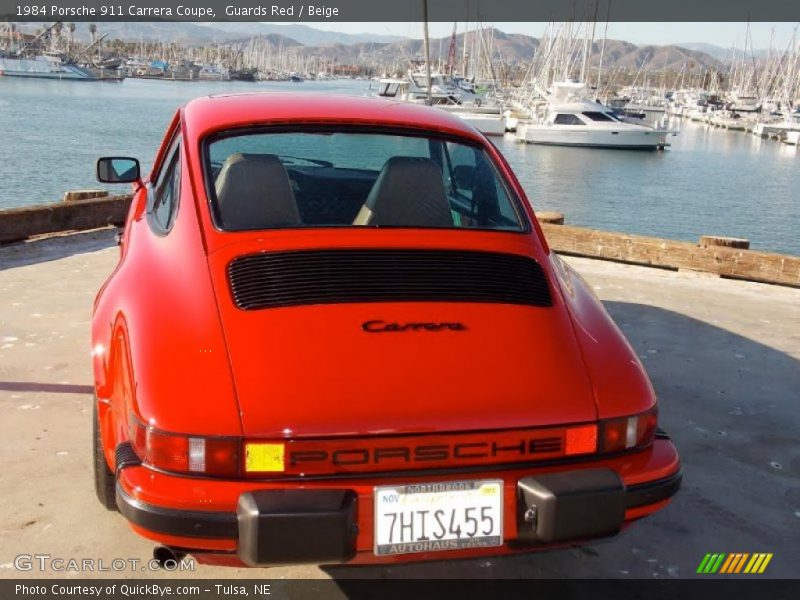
227,249,553,310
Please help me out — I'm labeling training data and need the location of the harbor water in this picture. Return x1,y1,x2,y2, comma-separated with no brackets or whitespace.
1,77,798,255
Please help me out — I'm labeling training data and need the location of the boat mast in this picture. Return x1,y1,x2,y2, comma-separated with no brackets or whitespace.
597,0,611,100
580,1,598,85
422,0,432,105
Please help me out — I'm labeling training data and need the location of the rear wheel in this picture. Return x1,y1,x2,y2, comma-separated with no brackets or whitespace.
93,400,118,511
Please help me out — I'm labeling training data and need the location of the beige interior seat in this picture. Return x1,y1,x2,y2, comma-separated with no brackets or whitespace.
214,153,301,229
354,157,453,227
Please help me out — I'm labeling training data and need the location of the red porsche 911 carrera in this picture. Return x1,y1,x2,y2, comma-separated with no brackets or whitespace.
92,93,680,567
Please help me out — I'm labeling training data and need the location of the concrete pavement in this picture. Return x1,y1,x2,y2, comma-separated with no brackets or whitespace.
1,229,798,580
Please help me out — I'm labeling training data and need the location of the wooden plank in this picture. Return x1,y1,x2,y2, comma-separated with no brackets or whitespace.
540,223,800,288
535,211,564,224
63,190,109,202
0,194,133,245
699,235,750,250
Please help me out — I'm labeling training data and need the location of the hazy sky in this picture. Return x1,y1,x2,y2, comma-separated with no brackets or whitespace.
307,21,799,49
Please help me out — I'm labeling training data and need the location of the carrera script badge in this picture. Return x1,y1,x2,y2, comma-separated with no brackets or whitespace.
362,320,467,333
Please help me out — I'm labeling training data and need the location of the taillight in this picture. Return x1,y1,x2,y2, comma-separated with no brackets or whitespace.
599,406,658,453
129,416,240,477
145,428,189,472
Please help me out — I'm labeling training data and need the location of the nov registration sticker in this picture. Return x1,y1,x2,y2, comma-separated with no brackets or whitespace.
374,480,503,556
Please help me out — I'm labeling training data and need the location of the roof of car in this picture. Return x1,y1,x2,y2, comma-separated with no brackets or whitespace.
182,92,484,142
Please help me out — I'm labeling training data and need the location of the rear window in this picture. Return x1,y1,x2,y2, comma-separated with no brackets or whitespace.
204,129,526,232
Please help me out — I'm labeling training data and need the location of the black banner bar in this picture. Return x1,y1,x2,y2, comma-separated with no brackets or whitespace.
2,0,800,23
3,579,800,600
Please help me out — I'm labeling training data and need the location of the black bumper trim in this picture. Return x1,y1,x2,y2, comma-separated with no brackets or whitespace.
625,469,682,509
517,469,626,543
116,483,237,539
237,490,358,566
116,470,681,542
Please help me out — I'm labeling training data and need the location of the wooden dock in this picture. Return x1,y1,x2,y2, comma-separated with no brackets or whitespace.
537,215,799,288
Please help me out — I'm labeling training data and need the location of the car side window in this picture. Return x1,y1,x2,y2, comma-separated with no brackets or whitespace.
150,138,181,233
446,142,477,201
443,140,522,228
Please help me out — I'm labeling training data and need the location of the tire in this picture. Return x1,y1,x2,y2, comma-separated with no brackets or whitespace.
93,400,118,511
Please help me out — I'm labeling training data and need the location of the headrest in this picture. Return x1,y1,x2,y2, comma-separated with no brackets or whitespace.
356,156,452,228
214,153,300,230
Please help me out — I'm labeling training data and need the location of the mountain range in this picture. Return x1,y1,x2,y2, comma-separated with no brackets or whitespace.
17,22,729,72
299,29,724,72
20,21,404,46
674,42,772,61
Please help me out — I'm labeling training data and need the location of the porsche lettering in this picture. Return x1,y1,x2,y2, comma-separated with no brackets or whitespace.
288,439,562,467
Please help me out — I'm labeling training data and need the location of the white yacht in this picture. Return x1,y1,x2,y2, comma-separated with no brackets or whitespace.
516,101,676,149
516,82,676,150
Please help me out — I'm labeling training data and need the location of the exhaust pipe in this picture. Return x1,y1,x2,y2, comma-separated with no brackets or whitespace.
152,546,185,567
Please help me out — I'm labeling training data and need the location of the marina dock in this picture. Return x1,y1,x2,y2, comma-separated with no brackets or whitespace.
1,225,798,579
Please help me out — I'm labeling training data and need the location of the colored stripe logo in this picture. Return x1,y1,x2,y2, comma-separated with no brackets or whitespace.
697,553,773,574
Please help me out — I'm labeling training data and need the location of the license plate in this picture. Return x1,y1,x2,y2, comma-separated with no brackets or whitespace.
374,480,503,556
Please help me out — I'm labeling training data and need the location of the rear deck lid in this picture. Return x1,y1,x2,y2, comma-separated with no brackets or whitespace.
209,244,598,437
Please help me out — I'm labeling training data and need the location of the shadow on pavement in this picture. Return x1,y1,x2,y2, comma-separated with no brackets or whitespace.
0,228,117,271
0,381,94,394
321,301,799,582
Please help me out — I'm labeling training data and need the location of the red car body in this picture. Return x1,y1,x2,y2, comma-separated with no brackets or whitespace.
92,93,680,567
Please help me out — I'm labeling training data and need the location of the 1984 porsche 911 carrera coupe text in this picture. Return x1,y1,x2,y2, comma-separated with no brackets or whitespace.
91,93,681,567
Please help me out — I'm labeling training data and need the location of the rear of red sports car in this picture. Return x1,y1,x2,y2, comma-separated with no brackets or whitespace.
92,94,680,567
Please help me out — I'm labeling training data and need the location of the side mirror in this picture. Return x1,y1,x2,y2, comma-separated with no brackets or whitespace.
97,157,141,184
